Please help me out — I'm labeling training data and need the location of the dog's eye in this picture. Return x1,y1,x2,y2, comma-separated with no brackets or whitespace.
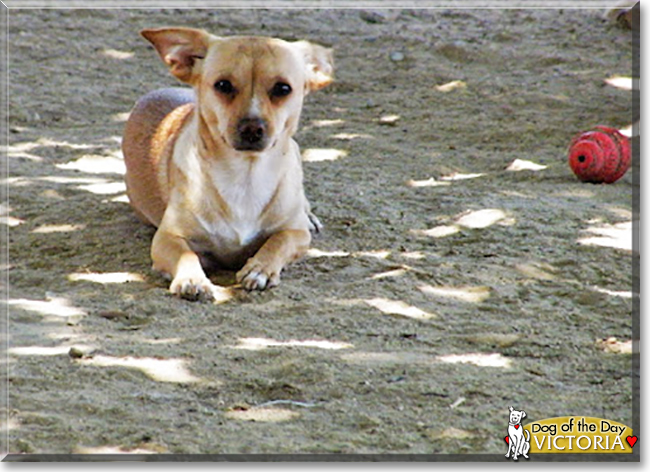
214,80,235,95
270,82,292,98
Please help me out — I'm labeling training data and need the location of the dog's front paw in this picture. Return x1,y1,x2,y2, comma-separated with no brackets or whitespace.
236,261,281,291
169,276,217,301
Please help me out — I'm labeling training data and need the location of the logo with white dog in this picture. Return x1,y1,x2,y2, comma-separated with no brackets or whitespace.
505,406,531,461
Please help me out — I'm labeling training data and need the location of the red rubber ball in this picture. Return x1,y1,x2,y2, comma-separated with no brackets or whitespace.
568,126,631,184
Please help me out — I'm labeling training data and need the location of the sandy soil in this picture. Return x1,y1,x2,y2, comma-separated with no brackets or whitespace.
4,7,636,456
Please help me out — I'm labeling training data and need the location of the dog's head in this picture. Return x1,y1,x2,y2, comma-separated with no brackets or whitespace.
508,406,526,425
141,27,334,153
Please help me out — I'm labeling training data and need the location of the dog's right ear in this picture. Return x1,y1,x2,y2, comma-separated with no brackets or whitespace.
509,406,514,412
141,28,212,84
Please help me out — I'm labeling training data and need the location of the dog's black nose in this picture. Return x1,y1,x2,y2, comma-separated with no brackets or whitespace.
235,117,267,151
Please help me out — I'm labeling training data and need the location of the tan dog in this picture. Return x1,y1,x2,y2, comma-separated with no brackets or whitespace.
122,27,333,300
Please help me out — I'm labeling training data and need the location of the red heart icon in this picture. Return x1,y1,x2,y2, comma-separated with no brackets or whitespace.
626,436,638,448
515,425,520,429
504,436,509,444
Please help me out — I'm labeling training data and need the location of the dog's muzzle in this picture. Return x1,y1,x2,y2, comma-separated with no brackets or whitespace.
234,117,268,151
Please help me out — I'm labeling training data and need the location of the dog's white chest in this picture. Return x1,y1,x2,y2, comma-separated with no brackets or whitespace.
197,159,278,253
172,130,283,260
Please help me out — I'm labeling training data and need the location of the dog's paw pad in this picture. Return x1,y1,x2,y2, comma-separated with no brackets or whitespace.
242,271,269,291
170,277,216,302
236,265,281,291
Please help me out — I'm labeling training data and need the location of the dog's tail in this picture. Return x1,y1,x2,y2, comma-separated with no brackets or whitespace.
524,428,531,442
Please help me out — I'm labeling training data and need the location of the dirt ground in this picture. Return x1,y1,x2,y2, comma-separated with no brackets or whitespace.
4,7,637,457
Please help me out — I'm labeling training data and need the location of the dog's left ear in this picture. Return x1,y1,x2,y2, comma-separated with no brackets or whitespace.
521,411,527,419
293,41,334,93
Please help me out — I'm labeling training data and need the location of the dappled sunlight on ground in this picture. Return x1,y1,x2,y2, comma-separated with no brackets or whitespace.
440,172,485,181
6,138,101,162
419,284,491,303
340,350,512,369
7,296,86,318
605,206,633,220
307,248,393,260
515,261,558,281
0,204,24,227
31,224,86,234
68,272,145,284
77,181,127,195
412,208,512,239
596,337,633,354
306,248,350,258
591,286,634,298
101,48,135,60
435,352,511,368
310,118,345,127
74,445,160,454
435,80,466,92
224,407,300,423
407,177,451,188
209,285,237,304
619,125,633,137
4,142,43,161
56,154,126,174
369,267,408,280
378,114,400,125
228,337,353,351
8,344,94,356
399,251,425,260
505,158,547,172
5,138,99,162
78,355,202,383
140,337,183,345
413,225,459,238
578,220,633,251
47,332,85,341
363,298,436,320
330,132,374,140
0,215,24,227
605,75,633,90
302,148,348,162
110,194,131,204
356,250,391,259
112,112,131,122
455,208,509,229
4,176,92,186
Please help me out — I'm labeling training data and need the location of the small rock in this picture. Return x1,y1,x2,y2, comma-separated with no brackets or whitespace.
66,315,85,326
97,310,129,321
68,347,85,359
359,10,386,24
389,51,405,62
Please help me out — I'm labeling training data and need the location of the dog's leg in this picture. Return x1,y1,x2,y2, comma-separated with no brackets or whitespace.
151,229,217,301
236,229,311,290
522,433,530,459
